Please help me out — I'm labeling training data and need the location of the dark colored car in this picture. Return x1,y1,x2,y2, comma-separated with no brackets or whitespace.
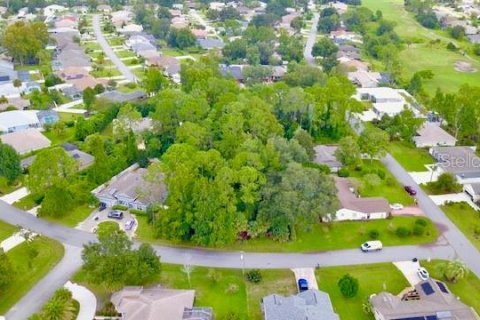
107,210,123,220
298,278,308,292
99,202,107,211
404,185,417,196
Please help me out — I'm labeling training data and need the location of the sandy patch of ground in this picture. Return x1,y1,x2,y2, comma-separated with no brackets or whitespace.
454,60,478,73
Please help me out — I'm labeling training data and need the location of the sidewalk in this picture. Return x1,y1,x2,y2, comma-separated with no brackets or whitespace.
64,281,97,320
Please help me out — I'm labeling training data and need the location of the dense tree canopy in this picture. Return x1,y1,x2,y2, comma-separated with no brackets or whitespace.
2,21,48,65
0,143,21,184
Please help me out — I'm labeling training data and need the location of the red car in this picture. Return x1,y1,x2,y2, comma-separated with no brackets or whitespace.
404,185,417,196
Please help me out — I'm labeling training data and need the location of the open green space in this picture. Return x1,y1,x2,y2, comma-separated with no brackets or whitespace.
74,264,296,320
107,37,125,46
441,202,480,252
83,42,102,51
90,68,122,78
317,263,409,320
58,112,83,122
13,193,41,211
422,260,480,315
115,50,136,58
136,215,437,252
0,221,16,241
43,204,93,227
0,237,64,313
43,126,76,146
362,0,480,94
388,141,433,172
349,160,415,205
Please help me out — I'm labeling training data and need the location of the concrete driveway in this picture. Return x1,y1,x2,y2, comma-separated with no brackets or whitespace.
76,209,138,237
64,281,96,320
291,268,319,291
393,260,422,286
0,187,29,205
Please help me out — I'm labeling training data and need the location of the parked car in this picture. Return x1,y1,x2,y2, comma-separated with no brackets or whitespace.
298,278,309,292
107,210,123,220
124,219,135,231
361,240,383,252
418,267,430,281
404,185,417,196
99,202,107,211
390,203,404,210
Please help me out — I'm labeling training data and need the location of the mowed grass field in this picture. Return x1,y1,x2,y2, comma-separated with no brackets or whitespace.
362,0,480,94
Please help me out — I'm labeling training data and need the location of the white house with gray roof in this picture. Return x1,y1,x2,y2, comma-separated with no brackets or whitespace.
261,289,339,320
414,122,456,148
429,146,480,184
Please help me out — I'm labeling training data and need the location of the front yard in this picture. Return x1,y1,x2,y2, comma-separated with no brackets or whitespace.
388,141,433,172
0,220,16,241
136,215,438,252
74,265,296,320
441,202,480,252
317,263,409,320
0,237,64,313
43,204,93,227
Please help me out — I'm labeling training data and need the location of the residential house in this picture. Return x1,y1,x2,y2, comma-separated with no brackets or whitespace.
57,67,101,91
17,70,31,83
169,9,182,17
370,278,479,320
111,10,133,28
24,82,41,94
97,4,112,13
219,64,286,83
330,177,390,221
119,23,144,34
37,110,59,126
171,16,188,29
261,289,339,320
0,110,40,133
55,16,78,29
191,28,208,39
354,87,421,121
278,12,299,33
209,2,226,11
329,1,348,14
0,82,25,99
348,71,386,88
52,31,91,69
464,183,480,202
111,287,213,320
131,42,157,55
0,128,51,154
197,38,225,49
0,97,30,111
60,85,83,100
99,90,147,103
339,58,369,72
93,164,167,211
21,143,94,170
429,146,480,184
337,45,361,60
44,4,66,16
145,56,181,81
330,30,362,45
313,145,342,172
414,122,456,148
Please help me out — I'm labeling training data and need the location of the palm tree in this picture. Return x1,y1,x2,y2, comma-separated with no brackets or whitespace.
439,260,469,283
41,289,76,320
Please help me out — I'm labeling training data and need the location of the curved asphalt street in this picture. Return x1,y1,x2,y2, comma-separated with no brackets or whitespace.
92,14,137,83
2,153,480,318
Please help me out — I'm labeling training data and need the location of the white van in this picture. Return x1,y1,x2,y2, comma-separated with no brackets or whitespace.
361,240,383,252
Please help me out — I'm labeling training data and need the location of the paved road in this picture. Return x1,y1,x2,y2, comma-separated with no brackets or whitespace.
304,12,319,65
92,15,137,83
5,245,83,320
382,154,480,277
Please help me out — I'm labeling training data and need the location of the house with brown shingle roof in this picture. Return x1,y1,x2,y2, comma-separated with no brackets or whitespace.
328,177,390,221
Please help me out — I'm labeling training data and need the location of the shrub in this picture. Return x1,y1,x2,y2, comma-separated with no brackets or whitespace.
337,168,350,177
396,226,411,238
369,229,380,240
412,224,425,236
245,269,262,283
376,169,386,180
129,209,145,216
415,218,428,227
474,225,480,239
112,204,128,211
126,82,137,89
446,42,457,51
338,274,359,298
207,269,222,283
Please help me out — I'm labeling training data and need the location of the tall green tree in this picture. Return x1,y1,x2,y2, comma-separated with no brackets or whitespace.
2,21,48,65
143,67,168,95
358,126,389,160
0,248,14,291
26,148,78,194
0,143,22,183
335,136,362,167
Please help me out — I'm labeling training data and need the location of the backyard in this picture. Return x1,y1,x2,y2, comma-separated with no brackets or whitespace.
74,265,296,320
362,0,480,94
135,215,438,252
317,263,409,320
388,141,433,172
349,160,415,205
441,202,480,252
0,237,64,313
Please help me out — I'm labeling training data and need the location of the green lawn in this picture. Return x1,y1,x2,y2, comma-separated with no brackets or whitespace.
83,42,102,51
58,112,84,122
107,37,125,46
161,47,187,57
317,263,409,320
90,68,122,78
422,260,480,315
362,0,480,94
0,220,16,241
350,160,415,205
136,215,437,252
0,237,64,313
43,205,93,227
74,264,296,320
388,141,433,171
43,126,76,146
441,202,480,252
0,178,23,196
115,50,136,58
13,193,42,210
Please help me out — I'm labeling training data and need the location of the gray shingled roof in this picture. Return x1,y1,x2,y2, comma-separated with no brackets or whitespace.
262,289,339,320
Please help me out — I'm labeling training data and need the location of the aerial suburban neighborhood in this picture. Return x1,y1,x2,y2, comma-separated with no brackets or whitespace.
0,0,480,319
